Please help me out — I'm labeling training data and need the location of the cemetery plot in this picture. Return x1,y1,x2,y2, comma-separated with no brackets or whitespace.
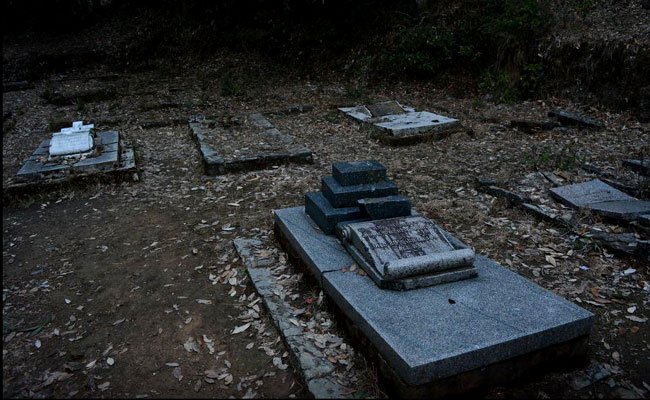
188,113,313,175
273,161,594,397
476,170,649,261
7,122,136,195
339,100,463,144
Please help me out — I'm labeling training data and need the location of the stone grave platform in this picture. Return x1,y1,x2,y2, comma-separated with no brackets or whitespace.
271,160,593,397
274,206,594,397
549,179,650,223
188,113,313,175
339,100,463,144
7,123,136,197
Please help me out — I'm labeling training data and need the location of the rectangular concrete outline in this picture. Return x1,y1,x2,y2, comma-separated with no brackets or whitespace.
188,115,313,175
273,206,595,387
233,238,350,399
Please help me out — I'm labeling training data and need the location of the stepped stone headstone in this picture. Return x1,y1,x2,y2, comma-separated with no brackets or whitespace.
305,160,476,290
549,179,650,222
305,160,402,234
339,100,461,144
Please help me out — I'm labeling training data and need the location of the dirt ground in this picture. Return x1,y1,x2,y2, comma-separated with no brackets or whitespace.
3,25,650,399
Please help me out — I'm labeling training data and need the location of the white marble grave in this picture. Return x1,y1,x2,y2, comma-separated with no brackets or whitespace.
339,100,460,139
49,121,95,158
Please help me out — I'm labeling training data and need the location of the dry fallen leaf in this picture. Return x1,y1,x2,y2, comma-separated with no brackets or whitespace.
232,323,251,335
172,367,183,381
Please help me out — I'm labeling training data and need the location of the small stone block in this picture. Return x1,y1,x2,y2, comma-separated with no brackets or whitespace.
366,100,407,117
305,191,365,235
99,130,120,145
622,159,650,176
322,175,398,208
332,160,387,186
357,194,411,220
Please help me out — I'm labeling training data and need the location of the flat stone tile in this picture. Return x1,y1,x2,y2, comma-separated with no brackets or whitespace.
98,130,119,145
17,161,69,176
373,111,460,137
550,179,650,221
72,150,118,169
275,206,594,386
550,179,634,207
273,207,354,283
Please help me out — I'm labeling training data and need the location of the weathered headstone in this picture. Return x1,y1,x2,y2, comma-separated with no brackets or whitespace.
339,216,477,290
549,179,650,222
339,101,462,144
274,160,594,397
48,121,95,158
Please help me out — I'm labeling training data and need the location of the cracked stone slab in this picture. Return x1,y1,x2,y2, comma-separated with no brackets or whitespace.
549,179,650,222
339,101,461,143
188,114,313,175
274,206,594,387
233,238,349,399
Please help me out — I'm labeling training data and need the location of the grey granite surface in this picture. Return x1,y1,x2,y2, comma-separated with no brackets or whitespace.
332,160,387,186
274,206,594,386
322,175,398,208
550,179,650,221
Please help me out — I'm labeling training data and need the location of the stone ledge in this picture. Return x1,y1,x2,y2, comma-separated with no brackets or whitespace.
233,238,349,399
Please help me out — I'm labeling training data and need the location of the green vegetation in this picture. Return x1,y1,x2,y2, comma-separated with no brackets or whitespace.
527,144,582,171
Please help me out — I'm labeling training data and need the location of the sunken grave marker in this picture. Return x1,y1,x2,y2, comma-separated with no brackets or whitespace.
339,100,463,144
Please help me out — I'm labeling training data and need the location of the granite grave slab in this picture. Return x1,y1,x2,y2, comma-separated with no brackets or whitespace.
274,206,594,391
339,100,462,144
188,113,313,175
273,160,594,395
549,179,650,222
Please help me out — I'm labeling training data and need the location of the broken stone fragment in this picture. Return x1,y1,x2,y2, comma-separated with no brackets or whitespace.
548,109,604,129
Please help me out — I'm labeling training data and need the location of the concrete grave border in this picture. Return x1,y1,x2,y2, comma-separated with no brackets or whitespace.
188,113,313,176
5,130,137,200
233,238,351,399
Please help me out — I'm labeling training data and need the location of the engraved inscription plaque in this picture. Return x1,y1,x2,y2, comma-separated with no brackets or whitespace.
338,216,477,289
